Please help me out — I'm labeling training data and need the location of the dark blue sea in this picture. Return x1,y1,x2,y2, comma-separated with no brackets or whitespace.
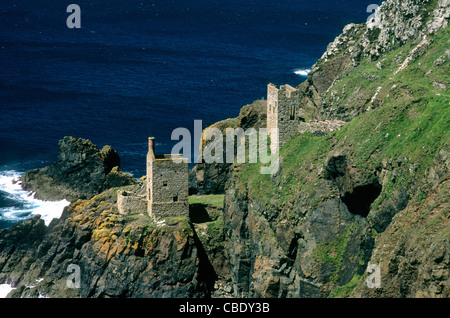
0,0,382,228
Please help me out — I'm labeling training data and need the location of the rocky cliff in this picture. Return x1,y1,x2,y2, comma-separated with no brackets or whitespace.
0,0,448,299
218,0,449,298
1,137,214,298
0,183,214,298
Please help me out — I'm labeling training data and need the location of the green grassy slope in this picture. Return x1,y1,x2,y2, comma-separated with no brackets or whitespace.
235,26,449,209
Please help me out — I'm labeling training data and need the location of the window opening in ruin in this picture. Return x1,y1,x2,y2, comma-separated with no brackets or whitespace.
290,106,295,120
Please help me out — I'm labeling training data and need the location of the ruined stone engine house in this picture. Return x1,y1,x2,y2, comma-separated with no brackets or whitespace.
117,137,189,220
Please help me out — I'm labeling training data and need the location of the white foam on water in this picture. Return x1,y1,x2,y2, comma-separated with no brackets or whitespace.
294,68,311,77
0,170,70,226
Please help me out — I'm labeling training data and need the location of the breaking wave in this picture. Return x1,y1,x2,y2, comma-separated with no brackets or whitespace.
0,170,70,228
294,68,311,77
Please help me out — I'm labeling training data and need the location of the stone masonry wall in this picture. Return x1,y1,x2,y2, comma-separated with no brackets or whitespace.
267,84,279,132
150,157,189,218
151,202,189,218
117,190,147,215
267,83,345,148
268,84,308,148
298,120,346,136
277,84,302,147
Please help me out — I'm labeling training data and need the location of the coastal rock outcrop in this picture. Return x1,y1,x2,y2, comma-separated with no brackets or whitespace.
308,0,450,121
20,136,136,202
352,178,449,298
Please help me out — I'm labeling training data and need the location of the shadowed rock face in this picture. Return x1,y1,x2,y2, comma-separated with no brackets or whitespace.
20,136,136,202
341,182,382,218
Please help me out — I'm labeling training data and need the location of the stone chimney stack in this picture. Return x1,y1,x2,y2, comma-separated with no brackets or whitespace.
148,137,155,157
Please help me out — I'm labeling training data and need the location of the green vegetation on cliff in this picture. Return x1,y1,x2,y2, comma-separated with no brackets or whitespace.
238,26,449,203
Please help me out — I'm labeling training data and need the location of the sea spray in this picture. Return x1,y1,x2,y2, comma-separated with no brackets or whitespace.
0,171,70,227
294,68,311,77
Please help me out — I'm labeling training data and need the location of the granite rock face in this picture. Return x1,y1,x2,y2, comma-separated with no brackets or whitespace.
222,161,377,297
318,0,449,64
352,179,449,298
308,0,450,121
